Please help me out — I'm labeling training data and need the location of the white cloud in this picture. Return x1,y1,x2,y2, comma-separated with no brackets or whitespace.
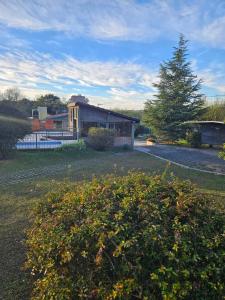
0,0,224,46
1,48,224,108
199,66,225,93
0,49,156,108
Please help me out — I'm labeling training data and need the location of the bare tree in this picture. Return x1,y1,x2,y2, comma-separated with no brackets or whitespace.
1,87,23,101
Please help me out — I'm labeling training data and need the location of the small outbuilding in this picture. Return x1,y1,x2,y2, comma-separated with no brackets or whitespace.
186,121,225,146
68,102,139,148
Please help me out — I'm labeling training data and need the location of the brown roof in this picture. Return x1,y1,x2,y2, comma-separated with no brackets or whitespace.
184,121,225,126
46,113,68,120
68,101,140,123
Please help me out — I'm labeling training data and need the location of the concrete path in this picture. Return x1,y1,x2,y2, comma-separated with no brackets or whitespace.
135,140,225,175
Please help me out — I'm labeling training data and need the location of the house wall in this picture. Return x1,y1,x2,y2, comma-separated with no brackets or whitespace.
114,137,132,146
32,119,41,131
32,118,68,131
68,104,136,147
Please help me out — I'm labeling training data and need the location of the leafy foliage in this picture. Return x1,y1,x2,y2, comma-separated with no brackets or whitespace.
144,35,204,141
56,139,86,152
88,127,114,150
26,173,225,299
113,110,143,121
186,130,202,148
202,100,225,121
219,144,225,160
0,88,36,117
35,94,66,114
134,124,150,137
0,100,31,159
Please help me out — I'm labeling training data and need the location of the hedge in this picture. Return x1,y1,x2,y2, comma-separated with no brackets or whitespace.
87,127,114,150
26,173,225,299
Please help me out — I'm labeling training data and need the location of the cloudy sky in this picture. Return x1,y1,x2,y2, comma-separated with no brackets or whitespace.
0,0,225,109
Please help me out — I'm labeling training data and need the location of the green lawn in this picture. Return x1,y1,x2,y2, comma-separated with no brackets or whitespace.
0,148,225,299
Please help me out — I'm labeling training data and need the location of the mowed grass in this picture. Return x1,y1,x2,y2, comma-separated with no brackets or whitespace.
0,148,225,299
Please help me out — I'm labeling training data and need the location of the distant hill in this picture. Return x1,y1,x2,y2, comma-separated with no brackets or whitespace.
113,109,143,123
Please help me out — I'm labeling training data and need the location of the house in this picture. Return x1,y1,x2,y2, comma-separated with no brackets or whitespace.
186,121,225,146
45,113,68,130
68,102,139,147
31,106,68,131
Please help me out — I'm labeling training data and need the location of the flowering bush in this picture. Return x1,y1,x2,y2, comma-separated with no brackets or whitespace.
26,173,224,299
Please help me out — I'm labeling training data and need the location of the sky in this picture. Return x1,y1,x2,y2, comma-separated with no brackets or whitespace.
0,0,225,109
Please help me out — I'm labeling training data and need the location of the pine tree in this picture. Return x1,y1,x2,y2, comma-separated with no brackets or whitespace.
144,34,205,141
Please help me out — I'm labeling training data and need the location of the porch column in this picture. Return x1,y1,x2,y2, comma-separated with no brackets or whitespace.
76,107,80,140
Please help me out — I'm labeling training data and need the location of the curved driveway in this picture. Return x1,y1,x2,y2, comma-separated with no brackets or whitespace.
135,141,225,175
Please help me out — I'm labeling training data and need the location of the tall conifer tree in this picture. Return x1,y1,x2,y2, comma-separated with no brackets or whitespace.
144,34,204,140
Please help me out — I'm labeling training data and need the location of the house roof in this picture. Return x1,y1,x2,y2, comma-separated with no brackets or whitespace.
184,121,225,126
68,101,140,123
46,113,68,120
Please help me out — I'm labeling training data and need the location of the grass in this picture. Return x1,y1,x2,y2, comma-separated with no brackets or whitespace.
0,148,225,299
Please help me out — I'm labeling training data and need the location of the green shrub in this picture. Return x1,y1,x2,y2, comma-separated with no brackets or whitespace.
88,127,114,150
26,173,224,300
0,100,31,159
186,130,202,147
219,143,225,160
56,139,86,152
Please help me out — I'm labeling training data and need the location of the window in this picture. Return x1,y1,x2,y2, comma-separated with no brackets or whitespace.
113,122,131,136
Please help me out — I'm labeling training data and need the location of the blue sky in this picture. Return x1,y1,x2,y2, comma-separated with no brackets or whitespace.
0,0,225,109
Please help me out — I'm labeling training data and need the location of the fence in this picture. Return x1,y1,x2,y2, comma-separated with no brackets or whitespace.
16,130,77,150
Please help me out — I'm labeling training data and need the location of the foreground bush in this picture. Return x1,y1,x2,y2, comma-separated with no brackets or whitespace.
88,127,114,150
26,173,224,299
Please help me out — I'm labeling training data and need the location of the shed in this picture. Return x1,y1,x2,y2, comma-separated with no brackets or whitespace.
185,121,225,145
68,102,139,148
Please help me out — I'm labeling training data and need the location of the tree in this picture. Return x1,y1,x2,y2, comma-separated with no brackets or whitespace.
15,97,36,117
0,87,22,102
69,94,89,104
202,100,225,121
0,101,31,159
144,34,205,141
35,94,66,114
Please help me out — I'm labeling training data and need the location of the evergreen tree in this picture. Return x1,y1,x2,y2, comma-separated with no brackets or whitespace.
144,34,204,141
35,94,66,114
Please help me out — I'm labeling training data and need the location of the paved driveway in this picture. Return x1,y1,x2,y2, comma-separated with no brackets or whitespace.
135,141,225,175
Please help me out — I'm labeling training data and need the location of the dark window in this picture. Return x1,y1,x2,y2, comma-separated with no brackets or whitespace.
54,121,63,129
99,122,107,128
114,122,131,136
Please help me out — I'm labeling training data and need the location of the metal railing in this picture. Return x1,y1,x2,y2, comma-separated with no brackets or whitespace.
16,130,77,150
